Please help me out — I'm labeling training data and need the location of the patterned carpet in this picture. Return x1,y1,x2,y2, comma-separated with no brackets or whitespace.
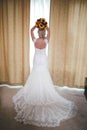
0,86,87,130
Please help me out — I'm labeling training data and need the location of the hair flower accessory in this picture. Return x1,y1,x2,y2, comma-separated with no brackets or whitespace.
35,18,48,30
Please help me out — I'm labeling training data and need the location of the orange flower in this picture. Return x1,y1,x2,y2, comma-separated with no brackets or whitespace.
35,18,48,30
39,23,44,30
41,18,46,23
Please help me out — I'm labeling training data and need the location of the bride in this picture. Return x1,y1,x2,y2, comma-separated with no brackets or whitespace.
13,18,77,127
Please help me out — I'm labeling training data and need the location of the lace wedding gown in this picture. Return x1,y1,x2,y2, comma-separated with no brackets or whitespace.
13,39,77,127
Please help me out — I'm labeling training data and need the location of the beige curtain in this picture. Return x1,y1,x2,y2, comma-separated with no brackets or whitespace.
49,0,87,88
0,0,30,85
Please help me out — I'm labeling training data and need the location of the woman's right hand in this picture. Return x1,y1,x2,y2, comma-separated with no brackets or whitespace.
46,27,50,41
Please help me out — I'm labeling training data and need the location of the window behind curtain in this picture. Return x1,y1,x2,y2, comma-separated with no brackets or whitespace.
30,0,50,70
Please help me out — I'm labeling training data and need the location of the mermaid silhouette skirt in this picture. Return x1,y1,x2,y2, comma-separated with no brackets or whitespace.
13,48,77,127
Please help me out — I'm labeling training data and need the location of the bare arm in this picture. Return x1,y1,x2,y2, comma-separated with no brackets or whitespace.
46,27,50,41
31,26,36,41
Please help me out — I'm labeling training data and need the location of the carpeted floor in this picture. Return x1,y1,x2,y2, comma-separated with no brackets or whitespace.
0,86,87,130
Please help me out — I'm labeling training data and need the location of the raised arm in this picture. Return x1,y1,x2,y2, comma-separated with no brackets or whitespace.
31,26,36,41
46,27,50,42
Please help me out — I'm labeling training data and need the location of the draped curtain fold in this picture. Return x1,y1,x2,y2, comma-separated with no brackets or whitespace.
49,0,87,88
0,0,30,85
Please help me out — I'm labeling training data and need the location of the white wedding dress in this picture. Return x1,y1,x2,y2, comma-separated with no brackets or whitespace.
13,39,77,127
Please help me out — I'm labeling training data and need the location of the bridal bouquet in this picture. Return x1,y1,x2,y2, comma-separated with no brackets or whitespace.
35,18,48,30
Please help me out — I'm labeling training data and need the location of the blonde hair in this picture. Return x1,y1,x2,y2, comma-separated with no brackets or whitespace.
38,29,46,38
